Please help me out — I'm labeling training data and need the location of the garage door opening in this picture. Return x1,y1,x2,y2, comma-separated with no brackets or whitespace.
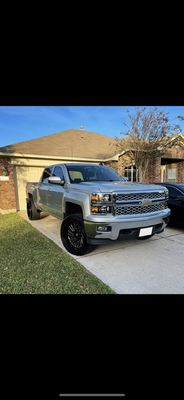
15,166,44,210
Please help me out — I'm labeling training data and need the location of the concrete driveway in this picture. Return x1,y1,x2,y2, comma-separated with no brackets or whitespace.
20,212,184,294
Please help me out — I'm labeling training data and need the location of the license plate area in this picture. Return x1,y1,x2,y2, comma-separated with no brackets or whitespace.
139,227,153,237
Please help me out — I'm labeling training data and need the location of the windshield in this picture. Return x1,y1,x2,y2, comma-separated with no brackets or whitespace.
65,164,125,183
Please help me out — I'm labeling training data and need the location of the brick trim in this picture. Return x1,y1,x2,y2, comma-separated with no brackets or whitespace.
0,157,16,210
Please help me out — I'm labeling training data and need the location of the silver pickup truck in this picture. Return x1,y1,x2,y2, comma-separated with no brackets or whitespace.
26,163,170,255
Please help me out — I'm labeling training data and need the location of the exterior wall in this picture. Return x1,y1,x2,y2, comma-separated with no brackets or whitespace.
104,160,120,173
107,154,183,184
106,156,162,183
0,157,16,212
10,157,100,167
144,157,161,183
163,145,184,160
177,161,184,182
105,154,133,176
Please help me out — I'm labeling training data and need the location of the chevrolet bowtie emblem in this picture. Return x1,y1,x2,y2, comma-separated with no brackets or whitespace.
141,199,152,206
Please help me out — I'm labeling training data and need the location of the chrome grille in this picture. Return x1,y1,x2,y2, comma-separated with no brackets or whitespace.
114,202,167,216
115,192,165,202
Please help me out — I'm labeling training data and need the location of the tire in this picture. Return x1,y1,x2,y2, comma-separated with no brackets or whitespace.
60,214,91,256
27,197,41,220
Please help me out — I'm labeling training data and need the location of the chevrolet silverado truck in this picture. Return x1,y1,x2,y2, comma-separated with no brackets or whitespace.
26,163,170,255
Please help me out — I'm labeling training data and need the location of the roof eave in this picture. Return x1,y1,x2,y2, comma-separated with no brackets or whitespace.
0,151,119,162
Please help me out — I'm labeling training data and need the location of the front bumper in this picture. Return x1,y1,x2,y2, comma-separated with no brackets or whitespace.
84,209,171,244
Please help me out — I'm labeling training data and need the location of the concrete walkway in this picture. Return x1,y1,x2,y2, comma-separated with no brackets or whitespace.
20,212,184,294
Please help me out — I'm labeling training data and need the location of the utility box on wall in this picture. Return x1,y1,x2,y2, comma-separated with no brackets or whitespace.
0,176,9,181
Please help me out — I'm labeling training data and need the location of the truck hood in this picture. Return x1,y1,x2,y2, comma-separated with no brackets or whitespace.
71,181,166,193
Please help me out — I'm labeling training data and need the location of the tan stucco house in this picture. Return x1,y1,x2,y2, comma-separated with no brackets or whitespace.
0,129,119,212
1,129,184,213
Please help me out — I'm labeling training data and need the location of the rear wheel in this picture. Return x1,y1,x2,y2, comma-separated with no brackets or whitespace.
61,214,91,255
27,197,40,220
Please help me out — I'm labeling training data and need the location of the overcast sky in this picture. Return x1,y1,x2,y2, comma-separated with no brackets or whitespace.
0,106,184,147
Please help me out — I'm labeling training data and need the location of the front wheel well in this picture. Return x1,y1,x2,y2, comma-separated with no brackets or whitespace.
64,202,83,218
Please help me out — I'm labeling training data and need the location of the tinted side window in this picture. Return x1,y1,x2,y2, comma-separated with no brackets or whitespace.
53,166,64,180
42,167,52,183
167,186,181,198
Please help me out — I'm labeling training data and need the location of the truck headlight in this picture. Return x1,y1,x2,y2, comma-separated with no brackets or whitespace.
91,193,111,214
91,193,111,202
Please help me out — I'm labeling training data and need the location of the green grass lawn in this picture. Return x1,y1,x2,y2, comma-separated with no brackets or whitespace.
0,213,114,294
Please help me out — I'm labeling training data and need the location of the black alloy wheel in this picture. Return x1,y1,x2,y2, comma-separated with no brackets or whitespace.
61,214,91,255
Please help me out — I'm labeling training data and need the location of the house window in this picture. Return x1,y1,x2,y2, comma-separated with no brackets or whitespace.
167,168,177,182
124,165,137,182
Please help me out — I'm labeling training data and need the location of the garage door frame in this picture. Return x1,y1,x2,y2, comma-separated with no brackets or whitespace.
15,164,45,211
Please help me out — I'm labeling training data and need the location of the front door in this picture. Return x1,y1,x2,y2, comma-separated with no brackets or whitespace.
161,165,166,182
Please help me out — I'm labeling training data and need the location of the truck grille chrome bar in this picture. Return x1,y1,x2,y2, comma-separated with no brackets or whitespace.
114,191,165,202
112,191,167,216
114,201,167,216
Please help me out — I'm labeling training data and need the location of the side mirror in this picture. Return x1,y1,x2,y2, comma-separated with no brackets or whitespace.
48,176,65,185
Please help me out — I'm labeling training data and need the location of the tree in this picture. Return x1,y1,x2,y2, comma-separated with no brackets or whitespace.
116,107,181,182
0,157,10,176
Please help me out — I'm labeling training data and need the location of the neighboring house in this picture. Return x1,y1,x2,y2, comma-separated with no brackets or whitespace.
0,129,184,213
118,133,184,184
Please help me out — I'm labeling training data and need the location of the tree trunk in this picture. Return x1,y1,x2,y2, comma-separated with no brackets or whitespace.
136,167,139,182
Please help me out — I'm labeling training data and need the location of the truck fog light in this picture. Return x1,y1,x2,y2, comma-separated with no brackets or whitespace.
97,225,112,232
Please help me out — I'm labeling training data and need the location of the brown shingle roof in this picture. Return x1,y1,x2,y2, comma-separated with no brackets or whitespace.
0,129,117,159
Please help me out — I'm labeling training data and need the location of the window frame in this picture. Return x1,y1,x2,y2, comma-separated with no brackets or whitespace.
52,166,65,181
41,167,53,183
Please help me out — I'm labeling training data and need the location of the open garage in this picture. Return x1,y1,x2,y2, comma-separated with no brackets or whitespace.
14,165,44,210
